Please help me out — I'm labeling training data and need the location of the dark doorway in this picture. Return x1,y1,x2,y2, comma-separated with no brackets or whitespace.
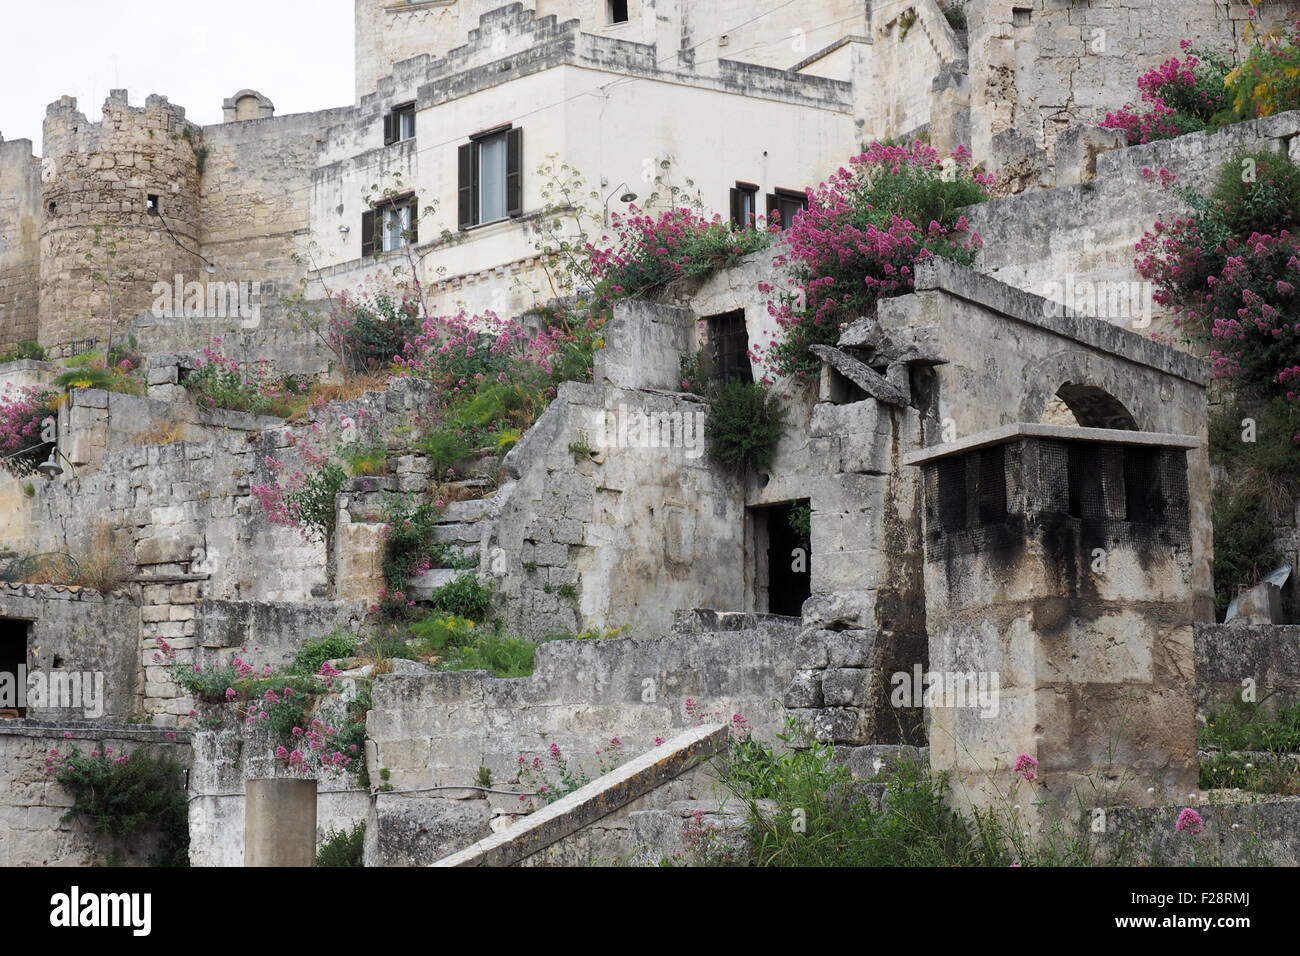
0,618,28,718
754,500,811,617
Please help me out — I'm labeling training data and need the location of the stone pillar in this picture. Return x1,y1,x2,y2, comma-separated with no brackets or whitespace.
905,423,1200,828
245,778,317,866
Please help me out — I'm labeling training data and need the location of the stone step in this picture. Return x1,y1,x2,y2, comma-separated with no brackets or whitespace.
670,608,803,637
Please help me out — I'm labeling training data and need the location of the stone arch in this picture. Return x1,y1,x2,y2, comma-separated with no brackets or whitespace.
222,90,275,123
1018,351,1142,430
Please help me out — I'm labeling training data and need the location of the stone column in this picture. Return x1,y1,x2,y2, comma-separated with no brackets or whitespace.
245,778,317,866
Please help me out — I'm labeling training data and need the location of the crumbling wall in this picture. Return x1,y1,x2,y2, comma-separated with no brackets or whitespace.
1196,623,1300,717
966,0,1287,185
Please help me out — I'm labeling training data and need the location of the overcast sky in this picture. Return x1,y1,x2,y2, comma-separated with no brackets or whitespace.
0,0,354,154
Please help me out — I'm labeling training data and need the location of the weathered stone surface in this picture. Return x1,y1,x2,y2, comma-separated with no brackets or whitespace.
783,669,824,708
367,794,493,867
809,345,909,406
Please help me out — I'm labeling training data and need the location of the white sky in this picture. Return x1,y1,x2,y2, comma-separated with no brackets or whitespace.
0,0,355,154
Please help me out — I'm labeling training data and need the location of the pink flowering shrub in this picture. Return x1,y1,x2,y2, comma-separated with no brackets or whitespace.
184,338,306,418
45,742,189,866
1012,753,1038,781
1100,41,1233,145
585,206,774,302
515,737,629,811
0,385,56,477
762,141,990,379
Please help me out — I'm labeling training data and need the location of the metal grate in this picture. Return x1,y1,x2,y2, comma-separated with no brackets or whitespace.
709,310,752,385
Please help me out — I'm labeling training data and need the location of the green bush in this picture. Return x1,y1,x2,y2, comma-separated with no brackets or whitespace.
1200,700,1300,753
0,340,46,364
409,613,477,656
380,497,447,597
720,733,1006,867
704,381,787,475
1209,149,1300,239
52,745,189,867
1211,487,1281,620
317,822,366,866
426,574,495,620
292,631,359,676
436,630,544,678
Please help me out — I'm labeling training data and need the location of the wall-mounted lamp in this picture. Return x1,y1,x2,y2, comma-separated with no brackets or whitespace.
603,182,638,225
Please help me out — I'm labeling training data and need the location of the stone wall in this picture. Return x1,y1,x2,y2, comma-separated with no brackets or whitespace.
0,584,142,722
965,0,1293,182
1196,623,1300,718
0,722,189,866
366,613,800,794
0,137,42,352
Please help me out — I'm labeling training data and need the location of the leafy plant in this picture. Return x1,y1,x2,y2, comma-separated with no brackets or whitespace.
704,380,787,475
316,821,366,866
0,340,46,364
47,744,189,867
426,573,495,621
292,631,359,676
1211,487,1281,619
0,386,56,477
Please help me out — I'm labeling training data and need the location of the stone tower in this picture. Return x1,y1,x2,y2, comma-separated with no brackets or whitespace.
39,91,204,358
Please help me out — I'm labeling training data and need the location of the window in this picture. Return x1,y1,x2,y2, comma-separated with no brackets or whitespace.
708,309,752,385
384,103,416,145
729,182,758,228
458,126,523,230
767,188,807,230
609,0,629,24
147,194,160,216
361,194,418,257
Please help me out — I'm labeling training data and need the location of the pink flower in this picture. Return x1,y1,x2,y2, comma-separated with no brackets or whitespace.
1176,807,1205,835
1012,754,1038,780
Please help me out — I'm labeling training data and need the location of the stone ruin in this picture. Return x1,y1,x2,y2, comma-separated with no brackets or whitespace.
1,1,1300,867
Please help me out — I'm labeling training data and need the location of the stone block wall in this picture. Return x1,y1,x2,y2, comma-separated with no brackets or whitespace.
0,584,143,722
965,0,1294,182
365,617,801,794
0,137,42,352
1196,623,1300,718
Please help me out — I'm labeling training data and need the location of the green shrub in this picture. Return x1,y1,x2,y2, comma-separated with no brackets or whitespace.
285,462,348,546
705,381,787,475
0,340,46,364
409,613,478,656
1201,700,1300,753
720,732,1005,867
436,630,545,678
52,744,189,867
316,822,366,866
426,574,495,621
1211,487,1281,619
419,425,475,476
940,2,966,31
380,497,447,597
292,631,359,676
1209,149,1300,239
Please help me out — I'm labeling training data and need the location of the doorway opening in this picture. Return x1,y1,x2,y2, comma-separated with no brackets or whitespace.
751,499,811,617
0,618,28,718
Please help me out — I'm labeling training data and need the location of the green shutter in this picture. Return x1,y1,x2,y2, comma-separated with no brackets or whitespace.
361,209,376,257
506,127,523,217
458,143,475,230
383,113,397,146
730,188,741,226
408,196,418,245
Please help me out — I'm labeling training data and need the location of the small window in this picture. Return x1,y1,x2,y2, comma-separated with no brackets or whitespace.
361,194,418,257
729,182,759,228
47,201,56,217
147,194,160,216
707,309,752,385
609,0,629,24
384,103,416,146
458,126,523,230
767,188,807,230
